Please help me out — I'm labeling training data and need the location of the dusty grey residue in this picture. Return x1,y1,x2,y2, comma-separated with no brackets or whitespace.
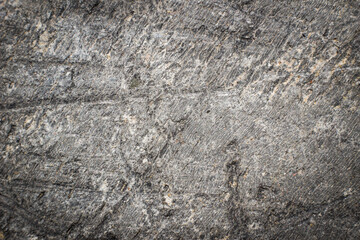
0,0,359,239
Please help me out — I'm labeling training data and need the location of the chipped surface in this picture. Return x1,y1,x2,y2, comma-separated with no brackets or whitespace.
0,0,359,239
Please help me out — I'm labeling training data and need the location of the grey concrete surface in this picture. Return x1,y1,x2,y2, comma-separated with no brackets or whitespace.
0,0,359,239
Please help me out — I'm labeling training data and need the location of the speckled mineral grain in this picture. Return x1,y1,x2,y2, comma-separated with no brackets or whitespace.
0,0,359,239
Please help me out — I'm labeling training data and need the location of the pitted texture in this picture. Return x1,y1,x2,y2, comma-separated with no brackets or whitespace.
0,0,359,239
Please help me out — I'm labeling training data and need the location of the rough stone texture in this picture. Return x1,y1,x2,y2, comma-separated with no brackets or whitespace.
0,0,359,239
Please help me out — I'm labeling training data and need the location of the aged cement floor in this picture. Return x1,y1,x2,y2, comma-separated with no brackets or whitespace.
0,0,359,239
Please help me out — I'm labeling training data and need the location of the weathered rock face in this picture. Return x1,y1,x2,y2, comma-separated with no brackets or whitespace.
0,0,359,239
